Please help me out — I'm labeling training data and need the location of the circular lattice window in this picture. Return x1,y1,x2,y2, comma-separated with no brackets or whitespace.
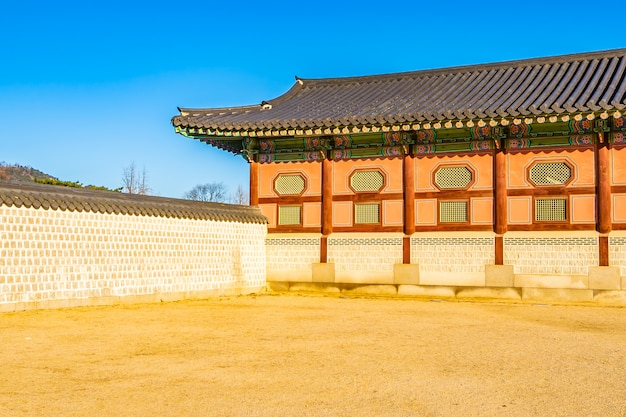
434,166,473,190
529,162,572,186
274,174,306,195
350,170,385,193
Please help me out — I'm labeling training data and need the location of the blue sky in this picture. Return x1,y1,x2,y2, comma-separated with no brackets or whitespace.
1,1,624,199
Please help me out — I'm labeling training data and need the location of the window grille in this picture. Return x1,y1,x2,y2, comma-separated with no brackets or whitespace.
439,201,468,223
529,162,572,185
275,174,305,195
350,170,384,192
434,166,473,189
535,198,566,221
278,206,301,225
355,203,380,224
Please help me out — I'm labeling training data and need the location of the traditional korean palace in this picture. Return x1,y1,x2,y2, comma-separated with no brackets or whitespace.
172,49,626,303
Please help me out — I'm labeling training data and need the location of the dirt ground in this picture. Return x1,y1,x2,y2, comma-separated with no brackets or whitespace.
1,294,625,417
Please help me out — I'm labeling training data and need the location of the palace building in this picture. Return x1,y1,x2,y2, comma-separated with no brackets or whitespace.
172,49,626,302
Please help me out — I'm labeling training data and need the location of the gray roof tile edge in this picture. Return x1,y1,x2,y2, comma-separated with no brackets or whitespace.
172,48,626,132
0,181,268,225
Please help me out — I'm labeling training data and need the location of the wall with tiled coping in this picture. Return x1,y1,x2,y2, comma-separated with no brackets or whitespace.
0,183,267,312
266,232,626,304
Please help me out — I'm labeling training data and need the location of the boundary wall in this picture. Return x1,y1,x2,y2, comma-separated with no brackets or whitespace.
266,232,626,304
0,182,267,312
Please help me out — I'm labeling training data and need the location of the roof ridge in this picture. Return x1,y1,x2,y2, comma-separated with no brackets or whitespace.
296,48,626,86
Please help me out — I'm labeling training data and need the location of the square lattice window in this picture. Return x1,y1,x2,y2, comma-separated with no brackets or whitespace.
439,201,468,223
535,198,566,221
278,206,301,225
355,203,380,224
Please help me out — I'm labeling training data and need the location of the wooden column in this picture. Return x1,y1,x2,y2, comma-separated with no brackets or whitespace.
494,149,507,265
403,154,415,264
597,137,611,266
249,161,259,207
597,141,611,234
321,157,333,262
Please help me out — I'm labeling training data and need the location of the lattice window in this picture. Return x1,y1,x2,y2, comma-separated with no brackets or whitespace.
529,162,572,186
355,203,380,224
275,174,305,195
434,166,473,189
535,198,566,221
350,170,384,192
439,201,468,223
278,206,301,225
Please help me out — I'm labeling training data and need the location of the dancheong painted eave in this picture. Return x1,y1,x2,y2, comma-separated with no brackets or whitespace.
172,48,626,141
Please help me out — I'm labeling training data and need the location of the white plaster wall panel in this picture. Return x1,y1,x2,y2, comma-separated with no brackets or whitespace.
504,233,597,275
609,234,626,275
327,234,402,281
265,236,320,275
411,234,494,285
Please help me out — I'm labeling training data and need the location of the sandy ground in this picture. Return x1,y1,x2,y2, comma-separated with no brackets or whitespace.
1,294,625,417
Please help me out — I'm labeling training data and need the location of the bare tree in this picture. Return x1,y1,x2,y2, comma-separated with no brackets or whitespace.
183,182,228,202
121,162,150,195
230,184,249,205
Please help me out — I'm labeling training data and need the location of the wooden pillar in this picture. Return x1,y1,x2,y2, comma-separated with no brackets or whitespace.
249,161,259,207
321,157,333,262
403,154,416,236
597,137,611,266
597,141,611,234
494,149,507,265
403,154,415,264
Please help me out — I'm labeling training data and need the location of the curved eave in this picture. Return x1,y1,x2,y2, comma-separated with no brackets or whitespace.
172,49,626,137
175,110,625,139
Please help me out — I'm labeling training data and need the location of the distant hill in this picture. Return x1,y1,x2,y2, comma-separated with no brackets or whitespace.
0,163,58,182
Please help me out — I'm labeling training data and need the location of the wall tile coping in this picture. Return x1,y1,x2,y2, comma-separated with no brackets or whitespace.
0,181,268,224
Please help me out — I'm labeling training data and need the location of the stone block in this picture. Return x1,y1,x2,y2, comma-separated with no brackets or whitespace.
341,285,397,296
593,290,626,305
289,283,341,294
312,263,335,283
397,285,456,298
485,265,514,287
266,269,312,282
522,288,594,303
515,274,588,289
266,281,290,292
419,272,485,287
393,264,420,285
335,271,394,285
456,287,521,300
588,266,621,290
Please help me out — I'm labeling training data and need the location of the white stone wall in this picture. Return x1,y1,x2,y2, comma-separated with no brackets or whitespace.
411,233,494,286
265,235,320,281
504,232,597,275
609,234,626,275
0,205,267,310
328,233,403,283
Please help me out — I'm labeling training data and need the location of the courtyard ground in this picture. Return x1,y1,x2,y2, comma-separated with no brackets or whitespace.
1,294,625,417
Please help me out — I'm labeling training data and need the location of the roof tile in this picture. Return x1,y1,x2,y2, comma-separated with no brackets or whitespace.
173,49,626,135
0,181,267,225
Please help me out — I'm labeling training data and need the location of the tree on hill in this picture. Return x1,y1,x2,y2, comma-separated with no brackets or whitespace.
0,162,120,191
0,162,57,182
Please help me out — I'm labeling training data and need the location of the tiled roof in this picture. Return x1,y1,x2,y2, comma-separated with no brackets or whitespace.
173,49,626,136
0,181,267,224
